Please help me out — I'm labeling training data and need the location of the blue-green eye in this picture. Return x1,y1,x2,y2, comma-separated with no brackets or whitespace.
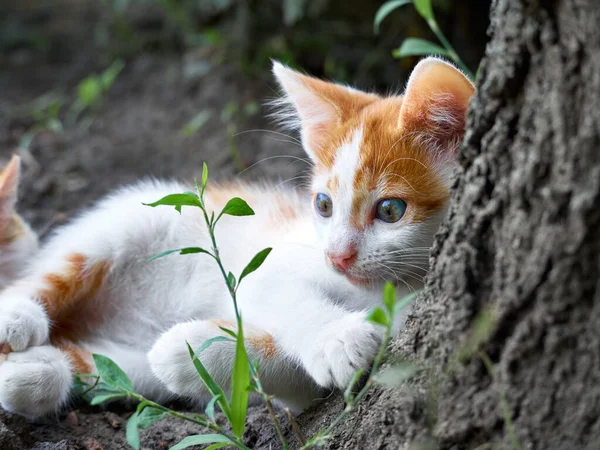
315,193,332,217
376,199,407,223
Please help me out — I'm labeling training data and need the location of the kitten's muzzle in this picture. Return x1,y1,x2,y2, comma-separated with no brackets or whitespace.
326,248,358,273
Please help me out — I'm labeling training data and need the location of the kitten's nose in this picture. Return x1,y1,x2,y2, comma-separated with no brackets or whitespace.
327,248,358,272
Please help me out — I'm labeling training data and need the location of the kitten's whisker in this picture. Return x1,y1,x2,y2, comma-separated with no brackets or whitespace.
238,155,313,177
373,262,416,293
277,174,313,188
236,129,304,146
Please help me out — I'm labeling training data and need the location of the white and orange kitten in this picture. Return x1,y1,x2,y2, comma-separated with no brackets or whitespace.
0,155,38,288
0,58,473,418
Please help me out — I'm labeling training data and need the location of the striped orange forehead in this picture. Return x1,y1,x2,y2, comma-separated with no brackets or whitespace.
318,98,449,229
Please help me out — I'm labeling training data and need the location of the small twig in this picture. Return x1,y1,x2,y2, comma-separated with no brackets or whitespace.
285,407,306,447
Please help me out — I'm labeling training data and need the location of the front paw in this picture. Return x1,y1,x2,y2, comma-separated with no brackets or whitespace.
0,295,49,352
0,346,72,418
304,313,383,390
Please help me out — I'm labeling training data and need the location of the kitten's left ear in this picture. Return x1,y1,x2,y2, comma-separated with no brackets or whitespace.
272,61,379,162
399,57,475,155
0,155,20,224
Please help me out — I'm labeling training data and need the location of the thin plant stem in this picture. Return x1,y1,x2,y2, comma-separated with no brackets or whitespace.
285,407,307,447
251,365,290,449
127,392,252,450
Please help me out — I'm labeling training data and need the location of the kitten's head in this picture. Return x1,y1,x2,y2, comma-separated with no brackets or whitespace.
273,57,474,288
0,155,38,287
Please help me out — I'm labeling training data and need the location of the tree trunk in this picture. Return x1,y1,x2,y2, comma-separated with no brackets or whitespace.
295,0,600,448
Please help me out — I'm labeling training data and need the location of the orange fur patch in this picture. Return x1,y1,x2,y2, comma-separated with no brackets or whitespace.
211,320,277,359
291,74,380,169
313,96,449,229
39,253,111,343
52,338,94,374
246,332,277,359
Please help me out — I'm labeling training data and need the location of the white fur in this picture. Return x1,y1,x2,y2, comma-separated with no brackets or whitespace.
0,179,412,417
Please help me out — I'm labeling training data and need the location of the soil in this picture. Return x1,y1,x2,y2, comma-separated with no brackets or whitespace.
0,40,307,450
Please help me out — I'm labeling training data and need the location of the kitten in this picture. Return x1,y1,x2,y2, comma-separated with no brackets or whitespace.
0,155,38,289
0,57,473,418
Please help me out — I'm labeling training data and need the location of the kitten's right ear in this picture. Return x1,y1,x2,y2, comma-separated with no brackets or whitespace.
0,155,21,224
272,61,378,162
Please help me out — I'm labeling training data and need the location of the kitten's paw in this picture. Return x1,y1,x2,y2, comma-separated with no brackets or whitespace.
148,321,228,398
304,313,382,390
0,295,49,351
0,346,72,418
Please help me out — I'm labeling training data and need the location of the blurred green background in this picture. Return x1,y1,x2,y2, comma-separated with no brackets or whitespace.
0,0,490,233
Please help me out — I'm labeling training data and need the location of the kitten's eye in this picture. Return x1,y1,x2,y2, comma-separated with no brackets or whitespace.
376,199,407,223
315,193,333,218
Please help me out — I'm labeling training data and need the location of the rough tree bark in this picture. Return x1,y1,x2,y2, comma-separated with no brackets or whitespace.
294,0,600,448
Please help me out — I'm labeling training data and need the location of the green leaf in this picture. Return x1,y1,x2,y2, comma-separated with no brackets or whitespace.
383,282,397,313
170,434,233,450
147,247,211,262
393,290,421,319
219,327,237,339
204,444,229,450
89,393,127,405
143,193,203,209
194,336,234,355
137,406,167,429
366,307,389,327
413,0,434,20
182,110,213,136
229,323,250,438
238,248,272,285
201,162,209,195
92,354,134,392
393,38,448,58
220,197,255,217
373,0,412,33
373,363,419,387
343,368,365,402
100,59,125,90
186,342,232,421
227,272,236,289
205,394,221,422
126,411,140,450
78,76,102,107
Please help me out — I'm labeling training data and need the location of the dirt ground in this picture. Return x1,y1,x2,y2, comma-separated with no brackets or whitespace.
0,43,308,450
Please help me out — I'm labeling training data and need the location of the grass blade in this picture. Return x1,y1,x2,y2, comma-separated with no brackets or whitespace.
229,323,250,438
186,342,232,421
373,0,412,33
393,38,449,58
170,434,235,450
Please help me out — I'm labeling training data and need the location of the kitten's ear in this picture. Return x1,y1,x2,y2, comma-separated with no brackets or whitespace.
272,61,379,162
399,57,474,156
0,155,20,224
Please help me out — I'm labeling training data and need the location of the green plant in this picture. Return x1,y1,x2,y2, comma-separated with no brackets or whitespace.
374,0,474,81
83,163,287,449
68,59,125,124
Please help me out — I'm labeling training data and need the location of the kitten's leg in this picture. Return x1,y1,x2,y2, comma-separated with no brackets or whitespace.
149,320,323,412
0,338,171,418
239,283,384,393
0,341,90,418
0,252,111,352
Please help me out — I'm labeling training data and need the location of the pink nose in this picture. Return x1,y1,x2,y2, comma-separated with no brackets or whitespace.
328,248,358,272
